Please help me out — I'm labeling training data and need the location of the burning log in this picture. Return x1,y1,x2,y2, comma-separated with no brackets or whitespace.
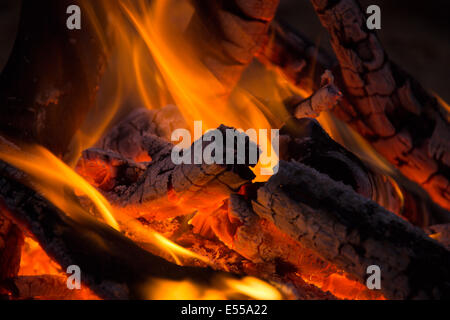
77,125,257,220
225,194,380,300
187,0,280,94
0,0,106,157
0,160,236,300
252,160,450,299
260,1,450,211
95,106,187,162
0,214,23,283
1,275,96,300
259,20,335,94
286,70,343,119
279,117,450,227
308,0,450,211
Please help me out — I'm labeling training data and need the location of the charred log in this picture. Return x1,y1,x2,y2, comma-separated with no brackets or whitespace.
187,0,280,95
260,1,450,211
0,213,23,283
279,117,450,227
1,275,97,300
252,160,450,299
0,160,238,300
77,125,257,220
0,0,106,157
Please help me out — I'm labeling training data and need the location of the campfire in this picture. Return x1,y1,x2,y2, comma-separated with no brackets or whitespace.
0,0,449,300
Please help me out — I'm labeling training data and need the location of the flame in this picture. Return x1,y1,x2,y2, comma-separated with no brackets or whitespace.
0,145,281,299
80,0,279,181
144,276,282,300
0,145,120,230
19,237,100,300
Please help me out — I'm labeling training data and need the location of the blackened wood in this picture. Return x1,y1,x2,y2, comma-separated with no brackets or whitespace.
0,213,23,282
0,161,232,300
78,125,257,220
0,0,106,157
280,117,450,227
95,106,186,162
187,0,280,95
252,160,450,299
262,1,450,211
286,70,343,119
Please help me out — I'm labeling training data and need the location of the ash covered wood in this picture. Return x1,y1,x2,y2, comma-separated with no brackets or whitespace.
279,117,450,227
78,125,257,220
287,71,343,119
0,161,236,300
252,160,450,299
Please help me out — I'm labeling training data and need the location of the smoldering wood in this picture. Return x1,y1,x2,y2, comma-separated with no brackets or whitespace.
0,213,23,282
0,160,240,300
308,0,450,212
286,71,343,119
0,161,327,300
260,1,450,211
252,160,450,299
124,213,334,300
259,20,335,93
279,117,450,227
1,275,94,300
77,125,257,220
0,0,106,157
426,224,450,251
226,194,379,300
187,0,280,95
95,106,187,162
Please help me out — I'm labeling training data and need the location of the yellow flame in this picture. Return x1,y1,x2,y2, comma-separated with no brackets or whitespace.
145,276,282,300
0,145,120,230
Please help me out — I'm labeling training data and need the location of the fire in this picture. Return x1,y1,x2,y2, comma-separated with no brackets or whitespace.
81,0,279,181
0,144,282,299
0,0,406,301
144,276,282,300
0,145,120,230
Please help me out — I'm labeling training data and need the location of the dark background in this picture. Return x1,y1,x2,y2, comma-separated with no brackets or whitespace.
1,0,449,100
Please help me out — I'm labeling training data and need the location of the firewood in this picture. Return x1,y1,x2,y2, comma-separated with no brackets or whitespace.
0,0,106,157
260,1,450,211
0,160,238,300
0,213,23,282
259,20,335,93
0,161,328,300
187,0,279,95
95,106,187,162
308,0,450,212
279,117,450,227
226,194,380,300
286,71,343,118
252,160,450,299
1,275,96,300
77,125,257,221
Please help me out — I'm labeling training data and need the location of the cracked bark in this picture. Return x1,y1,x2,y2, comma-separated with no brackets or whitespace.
260,1,450,211
77,125,257,221
308,0,450,212
252,160,450,299
0,160,236,300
